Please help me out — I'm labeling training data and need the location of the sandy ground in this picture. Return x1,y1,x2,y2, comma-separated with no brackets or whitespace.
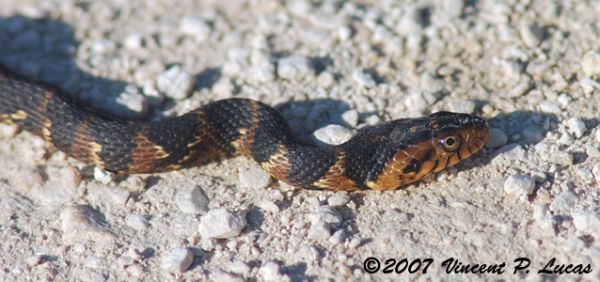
0,0,599,281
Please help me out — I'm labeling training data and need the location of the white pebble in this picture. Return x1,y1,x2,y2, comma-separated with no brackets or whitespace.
549,191,577,213
556,94,571,108
581,50,600,79
126,214,149,231
486,128,508,149
352,69,376,88
176,186,210,214
115,86,149,116
572,211,600,239
447,99,476,114
308,221,331,240
60,204,115,243
259,261,291,282
239,167,272,189
161,247,194,273
365,115,381,126
518,21,544,47
503,175,535,199
257,199,280,213
341,110,359,127
327,193,350,206
0,123,18,137
179,17,211,42
156,65,195,100
538,100,561,114
198,208,247,239
277,56,314,80
317,71,335,88
310,206,343,225
592,163,600,181
595,129,600,143
313,124,353,145
94,168,114,185
586,146,600,159
403,91,429,115
124,33,143,50
566,117,587,139
551,151,573,166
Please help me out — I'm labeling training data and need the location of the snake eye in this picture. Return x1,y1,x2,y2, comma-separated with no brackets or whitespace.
441,135,460,151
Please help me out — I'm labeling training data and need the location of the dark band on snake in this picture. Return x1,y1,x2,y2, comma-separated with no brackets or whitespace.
0,65,489,191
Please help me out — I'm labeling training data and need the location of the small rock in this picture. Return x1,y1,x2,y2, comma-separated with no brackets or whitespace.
126,214,149,231
549,190,577,213
581,50,600,79
114,85,149,116
308,221,331,240
503,175,535,200
518,21,544,47
341,110,359,127
210,270,244,282
551,151,573,166
521,125,544,142
566,117,587,139
179,17,211,42
572,211,600,239
161,247,194,273
0,123,18,137
156,65,195,100
486,128,508,149
556,94,571,108
239,167,271,189
593,163,600,180
538,100,561,114
176,186,210,214
198,208,247,239
352,69,376,88
60,204,115,243
313,124,353,145
420,72,444,93
58,167,82,189
277,56,314,80
317,71,335,88
94,168,114,185
257,199,280,213
259,261,291,282
124,33,143,50
365,115,381,126
446,99,476,114
327,193,350,206
309,206,342,225
586,145,600,159
507,79,532,97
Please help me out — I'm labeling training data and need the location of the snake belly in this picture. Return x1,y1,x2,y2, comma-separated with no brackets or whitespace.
0,66,489,191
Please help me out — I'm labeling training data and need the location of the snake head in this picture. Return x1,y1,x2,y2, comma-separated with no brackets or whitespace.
425,111,489,169
362,111,488,190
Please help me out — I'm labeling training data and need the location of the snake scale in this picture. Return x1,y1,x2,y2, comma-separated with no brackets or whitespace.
0,65,489,191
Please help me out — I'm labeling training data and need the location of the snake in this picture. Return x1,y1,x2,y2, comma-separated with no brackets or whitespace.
0,65,489,191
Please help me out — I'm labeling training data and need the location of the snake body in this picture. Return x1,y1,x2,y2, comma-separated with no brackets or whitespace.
0,66,489,191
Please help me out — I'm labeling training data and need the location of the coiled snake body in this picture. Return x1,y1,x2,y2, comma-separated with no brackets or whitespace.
0,66,489,191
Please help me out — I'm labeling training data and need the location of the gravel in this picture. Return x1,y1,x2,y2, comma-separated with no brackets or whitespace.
486,128,508,149
566,117,588,139
503,175,535,200
161,247,194,273
313,124,353,145
0,0,599,281
156,65,195,100
198,208,247,239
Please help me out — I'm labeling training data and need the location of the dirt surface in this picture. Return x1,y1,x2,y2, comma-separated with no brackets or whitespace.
1,0,599,281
